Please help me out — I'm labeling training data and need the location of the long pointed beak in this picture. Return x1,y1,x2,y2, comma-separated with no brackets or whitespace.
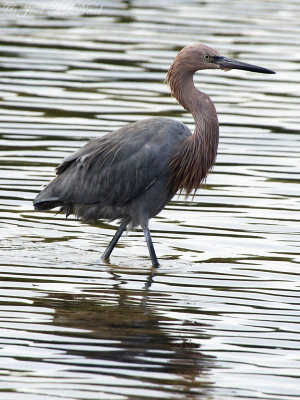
214,56,275,74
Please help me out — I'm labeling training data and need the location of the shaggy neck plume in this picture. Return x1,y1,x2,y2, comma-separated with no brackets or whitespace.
166,58,219,197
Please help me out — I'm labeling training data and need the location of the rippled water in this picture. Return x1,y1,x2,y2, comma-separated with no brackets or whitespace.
1,0,300,399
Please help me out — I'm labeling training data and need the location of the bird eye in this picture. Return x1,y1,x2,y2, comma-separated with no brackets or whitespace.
203,54,211,61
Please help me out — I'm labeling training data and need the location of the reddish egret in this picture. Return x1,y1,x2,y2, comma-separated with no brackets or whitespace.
34,43,275,266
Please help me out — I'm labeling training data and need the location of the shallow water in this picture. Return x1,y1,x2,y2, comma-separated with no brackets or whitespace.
0,0,300,399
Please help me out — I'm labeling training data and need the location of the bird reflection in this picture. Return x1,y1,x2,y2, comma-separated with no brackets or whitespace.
35,267,215,398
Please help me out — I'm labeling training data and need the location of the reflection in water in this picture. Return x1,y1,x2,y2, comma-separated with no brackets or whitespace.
33,268,215,398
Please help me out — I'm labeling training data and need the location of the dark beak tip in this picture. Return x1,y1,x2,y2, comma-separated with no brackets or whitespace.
262,69,276,74
258,69,276,75
260,67,276,74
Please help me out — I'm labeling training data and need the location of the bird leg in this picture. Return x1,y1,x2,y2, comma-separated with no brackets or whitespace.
143,227,160,268
102,219,128,261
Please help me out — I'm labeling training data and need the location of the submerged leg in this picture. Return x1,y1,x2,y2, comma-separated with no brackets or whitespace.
143,227,159,268
102,219,128,260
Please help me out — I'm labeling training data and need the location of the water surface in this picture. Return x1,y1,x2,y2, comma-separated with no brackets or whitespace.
0,1,300,399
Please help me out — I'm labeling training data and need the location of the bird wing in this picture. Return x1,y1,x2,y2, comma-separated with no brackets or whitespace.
42,118,190,206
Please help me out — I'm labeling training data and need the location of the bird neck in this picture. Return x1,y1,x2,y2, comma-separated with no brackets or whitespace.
166,64,219,197
167,66,219,136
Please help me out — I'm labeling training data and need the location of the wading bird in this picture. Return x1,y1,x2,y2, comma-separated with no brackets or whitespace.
34,44,275,267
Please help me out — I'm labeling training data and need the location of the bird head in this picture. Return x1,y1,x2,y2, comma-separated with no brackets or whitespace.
174,43,275,74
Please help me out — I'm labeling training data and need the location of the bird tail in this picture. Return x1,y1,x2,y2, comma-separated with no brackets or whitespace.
33,177,64,211
33,196,63,211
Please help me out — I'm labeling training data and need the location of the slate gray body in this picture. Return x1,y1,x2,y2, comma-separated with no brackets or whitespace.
34,117,191,229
